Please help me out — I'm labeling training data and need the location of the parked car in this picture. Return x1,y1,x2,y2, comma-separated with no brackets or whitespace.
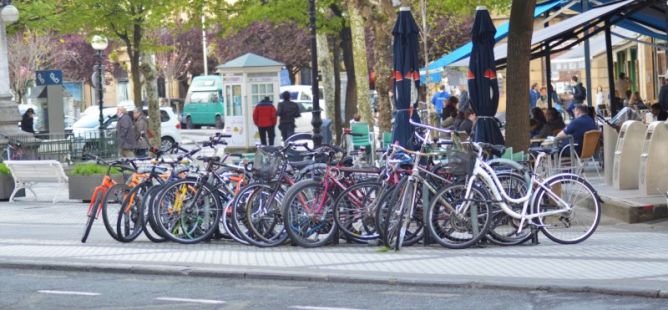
67,106,182,155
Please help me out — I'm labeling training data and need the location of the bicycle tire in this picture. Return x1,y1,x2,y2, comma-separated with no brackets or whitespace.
153,179,222,244
282,179,338,248
116,183,150,242
384,179,415,251
533,174,600,244
235,184,288,247
140,184,169,243
426,183,493,249
374,180,404,244
102,184,131,241
333,180,382,242
486,172,532,246
81,191,103,243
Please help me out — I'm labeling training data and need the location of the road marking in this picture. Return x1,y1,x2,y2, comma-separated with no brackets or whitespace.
381,290,460,298
289,306,369,310
38,290,100,296
155,297,226,305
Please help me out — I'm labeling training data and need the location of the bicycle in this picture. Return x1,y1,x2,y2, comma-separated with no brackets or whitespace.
81,156,138,243
417,120,601,249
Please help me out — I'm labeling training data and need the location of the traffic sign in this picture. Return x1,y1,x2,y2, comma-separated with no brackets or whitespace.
36,70,63,86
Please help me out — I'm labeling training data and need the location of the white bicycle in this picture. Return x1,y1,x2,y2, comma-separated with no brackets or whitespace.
412,121,601,249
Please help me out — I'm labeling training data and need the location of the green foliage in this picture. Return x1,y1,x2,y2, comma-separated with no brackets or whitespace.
69,163,120,176
0,163,10,176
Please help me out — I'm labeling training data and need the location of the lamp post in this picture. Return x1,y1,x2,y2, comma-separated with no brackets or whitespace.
0,0,18,98
309,0,322,147
91,35,108,140
0,0,24,138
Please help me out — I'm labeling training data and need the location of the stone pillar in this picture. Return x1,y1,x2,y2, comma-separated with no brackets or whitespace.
0,18,28,140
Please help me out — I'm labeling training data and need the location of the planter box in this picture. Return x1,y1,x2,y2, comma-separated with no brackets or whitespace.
68,174,125,202
0,174,25,201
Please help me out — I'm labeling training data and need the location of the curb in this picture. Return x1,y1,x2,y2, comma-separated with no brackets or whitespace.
1,259,666,299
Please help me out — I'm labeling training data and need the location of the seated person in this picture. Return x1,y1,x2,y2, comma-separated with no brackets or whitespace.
651,103,668,121
456,109,476,136
557,104,598,155
533,107,566,139
529,107,546,137
441,96,459,127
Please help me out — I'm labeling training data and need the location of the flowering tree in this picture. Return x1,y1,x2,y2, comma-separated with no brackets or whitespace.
7,30,66,104
212,21,310,84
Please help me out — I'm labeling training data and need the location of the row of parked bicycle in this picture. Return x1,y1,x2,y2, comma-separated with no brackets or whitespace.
81,120,602,251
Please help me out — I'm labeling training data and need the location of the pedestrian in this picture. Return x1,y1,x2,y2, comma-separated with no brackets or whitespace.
431,85,450,117
116,107,136,158
571,76,587,105
535,86,548,110
133,110,150,157
253,96,277,146
276,91,301,143
615,72,631,100
350,114,361,124
529,83,540,109
20,108,35,134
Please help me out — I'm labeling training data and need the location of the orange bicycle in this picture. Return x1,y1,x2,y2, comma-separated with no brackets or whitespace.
81,156,138,243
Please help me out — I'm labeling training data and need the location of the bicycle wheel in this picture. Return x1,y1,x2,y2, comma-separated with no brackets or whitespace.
102,184,131,241
334,180,382,242
487,172,532,246
533,174,600,244
154,179,222,244
140,184,168,243
426,183,493,249
81,190,103,243
384,179,417,250
375,180,404,244
282,179,338,248
221,195,250,245
241,185,288,247
116,183,150,242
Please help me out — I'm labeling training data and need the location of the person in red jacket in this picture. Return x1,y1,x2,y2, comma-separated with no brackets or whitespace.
253,96,277,145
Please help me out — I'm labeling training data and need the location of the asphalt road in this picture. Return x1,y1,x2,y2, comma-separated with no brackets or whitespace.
1,268,666,310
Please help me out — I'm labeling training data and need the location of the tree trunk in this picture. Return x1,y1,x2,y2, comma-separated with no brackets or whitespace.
140,54,161,148
371,0,395,133
341,25,358,128
505,0,536,152
317,32,337,137
332,35,343,144
347,1,373,127
130,53,143,111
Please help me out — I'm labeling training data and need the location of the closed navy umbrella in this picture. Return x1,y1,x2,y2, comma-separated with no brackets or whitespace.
392,7,420,149
468,7,504,145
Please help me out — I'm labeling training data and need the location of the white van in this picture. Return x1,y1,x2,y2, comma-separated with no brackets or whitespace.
280,85,325,133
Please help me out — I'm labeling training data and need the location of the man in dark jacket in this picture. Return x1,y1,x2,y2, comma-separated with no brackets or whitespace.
253,97,277,145
658,72,668,112
20,108,35,133
116,107,136,157
276,91,301,143
572,76,586,104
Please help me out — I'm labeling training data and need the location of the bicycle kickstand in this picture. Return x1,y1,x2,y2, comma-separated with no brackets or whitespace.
530,225,540,245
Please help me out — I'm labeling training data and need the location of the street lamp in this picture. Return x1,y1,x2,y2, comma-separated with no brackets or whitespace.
1,0,19,97
308,0,322,147
91,35,108,140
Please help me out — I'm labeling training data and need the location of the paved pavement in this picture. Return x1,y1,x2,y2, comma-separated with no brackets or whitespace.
2,185,668,298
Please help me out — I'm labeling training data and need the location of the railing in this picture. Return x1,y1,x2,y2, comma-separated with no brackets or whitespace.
1,130,119,163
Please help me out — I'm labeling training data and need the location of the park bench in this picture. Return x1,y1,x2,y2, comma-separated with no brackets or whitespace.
4,160,69,203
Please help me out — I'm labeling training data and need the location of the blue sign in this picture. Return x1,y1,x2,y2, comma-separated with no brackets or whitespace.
36,70,63,86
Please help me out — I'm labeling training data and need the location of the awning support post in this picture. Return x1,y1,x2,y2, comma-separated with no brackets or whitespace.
583,0,593,106
605,23,617,115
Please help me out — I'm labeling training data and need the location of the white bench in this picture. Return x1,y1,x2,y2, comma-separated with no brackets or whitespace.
4,160,69,203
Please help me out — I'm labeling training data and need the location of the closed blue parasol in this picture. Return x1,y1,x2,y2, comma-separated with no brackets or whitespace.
392,7,420,149
468,6,504,145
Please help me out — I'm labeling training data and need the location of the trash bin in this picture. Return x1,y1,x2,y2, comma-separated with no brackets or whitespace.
612,121,644,190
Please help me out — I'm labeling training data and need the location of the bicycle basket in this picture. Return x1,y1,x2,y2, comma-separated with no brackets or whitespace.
253,146,283,181
443,149,476,176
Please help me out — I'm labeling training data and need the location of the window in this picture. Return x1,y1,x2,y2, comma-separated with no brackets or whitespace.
251,83,274,106
186,91,218,104
142,109,170,122
225,85,243,116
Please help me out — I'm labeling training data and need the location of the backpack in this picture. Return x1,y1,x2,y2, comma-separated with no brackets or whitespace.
574,84,587,101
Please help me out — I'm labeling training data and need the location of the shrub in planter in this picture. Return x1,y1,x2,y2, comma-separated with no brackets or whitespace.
0,163,24,200
68,163,124,201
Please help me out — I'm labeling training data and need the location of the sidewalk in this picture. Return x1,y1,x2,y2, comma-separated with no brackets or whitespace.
2,185,668,298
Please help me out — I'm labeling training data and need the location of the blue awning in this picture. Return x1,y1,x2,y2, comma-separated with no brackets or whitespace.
570,1,668,41
423,0,565,75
